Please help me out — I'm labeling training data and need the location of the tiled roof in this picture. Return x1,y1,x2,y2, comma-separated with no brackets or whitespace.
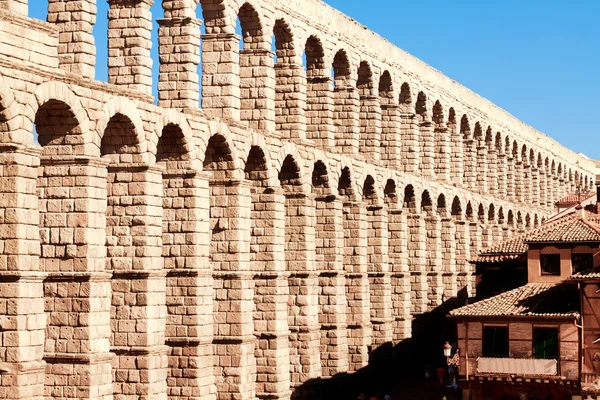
570,266,600,280
449,283,580,318
525,215,600,243
472,210,600,263
556,192,595,205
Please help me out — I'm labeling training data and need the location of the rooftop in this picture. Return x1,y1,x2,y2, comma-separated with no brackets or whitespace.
449,283,580,318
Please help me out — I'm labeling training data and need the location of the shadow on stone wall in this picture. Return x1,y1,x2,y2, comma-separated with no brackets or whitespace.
291,288,469,400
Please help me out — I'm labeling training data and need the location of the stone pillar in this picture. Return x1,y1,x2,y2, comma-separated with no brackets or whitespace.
0,145,45,400
387,208,411,342
381,104,402,170
201,33,241,121
475,142,488,194
450,124,463,186
0,0,27,15
48,0,97,78
342,200,371,371
162,168,216,400
400,112,419,174
333,86,360,155
306,77,335,148
487,147,498,196
539,166,547,207
209,179,256,400
275,63,306,141
435,126,451,183
359,95,382,162
496,152,507,198
284,192,321,385
522,162,532,204
468,219,481,297
480,222,492,253
419,120,435,178
514,159,523,202
552,174,559,207
531,165,540,207
315,195,348,377
248,186,290,400
454,218,471,297
240,48,276,132
407,211,427,314
506,155,515,199
463,139,476,190
157,15,201,109
424,211,442,309
106,164,168,399
366,202,392,346
441,214,457,300
107,0,153,95
39,156,112,400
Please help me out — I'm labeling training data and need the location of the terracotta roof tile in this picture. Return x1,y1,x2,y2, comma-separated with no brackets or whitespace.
570,266,600,280
449,283,580,318
556,192,595,205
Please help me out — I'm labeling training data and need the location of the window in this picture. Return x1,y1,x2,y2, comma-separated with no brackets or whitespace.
533,328,559,359
572,253,593,273
540,254,561,275
482,326,509,358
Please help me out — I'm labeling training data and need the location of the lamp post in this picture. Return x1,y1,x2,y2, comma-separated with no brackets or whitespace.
443,341,452,358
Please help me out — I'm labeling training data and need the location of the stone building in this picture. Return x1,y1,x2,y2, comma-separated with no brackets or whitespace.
0,0,594,399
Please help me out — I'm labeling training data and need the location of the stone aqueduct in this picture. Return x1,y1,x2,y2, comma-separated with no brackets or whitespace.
0,0,594,399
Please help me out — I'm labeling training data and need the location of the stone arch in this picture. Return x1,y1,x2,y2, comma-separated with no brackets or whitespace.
398,82,412,113
436,193,448,215
272,18,297,65
97,97,146,162
312,160,333,195
451,196,462,218
356,61,374,97
488,204,496,223
525,213,531,229
274,142,307,188
332,49,352,87
498,206,505,225
415,91,429,122
202,133,239,181
477,203,485,223
432,101,445,128
421,190,433,213
384,179,399,208
460,115,471,139
195,0,231,33
362,175,378,203
378,70,394,106
404,184,417,211
153,109,195,164
507,210,515,228
534,214,540,228
0,74,21,140
244,145,273,185
465,201,474,222
304,35,326,77
338,166,356,200
233,1,267,49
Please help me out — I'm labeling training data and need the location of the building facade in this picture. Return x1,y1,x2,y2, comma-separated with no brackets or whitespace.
0,0,595,399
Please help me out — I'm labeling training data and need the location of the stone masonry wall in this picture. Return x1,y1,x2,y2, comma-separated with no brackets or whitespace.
0,1,595,400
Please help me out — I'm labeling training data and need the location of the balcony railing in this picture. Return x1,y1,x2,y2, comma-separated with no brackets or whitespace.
476,357,558,376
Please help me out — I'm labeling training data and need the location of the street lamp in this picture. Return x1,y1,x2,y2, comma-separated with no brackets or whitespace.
443,341,452,358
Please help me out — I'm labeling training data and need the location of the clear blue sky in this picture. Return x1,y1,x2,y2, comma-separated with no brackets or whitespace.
29,1,600,159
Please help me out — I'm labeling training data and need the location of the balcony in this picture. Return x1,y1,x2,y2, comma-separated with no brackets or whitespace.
476,357,558,376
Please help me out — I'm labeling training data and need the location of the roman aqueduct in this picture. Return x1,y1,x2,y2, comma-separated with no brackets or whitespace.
0,0,594,399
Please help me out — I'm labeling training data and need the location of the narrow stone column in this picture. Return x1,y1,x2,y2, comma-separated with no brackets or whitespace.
381,104,402,170
107,0,153,95
552,174,559,206
359,95,382,161
475,142,488,194
366,202,392,346
201,33,241,121
467,219,481,297
539,166,547,207
39,156,113,400
48,0,97,78
275,62,306,141
248,187,291,400
463,139,476,190
440,214,457,300
419,120,435,178
449,122,463,186
210,179,256,400
407,212,427,314
333,85,360,155
547,170,554,206
284,191,321,385
306,77,335,148
514,159,523,202
454,218,471,297
400,111,419,174
387,208,411,341
487,147,498,196
342,199,371,371
0,145,46,400
490,223,501,245
162,168,216,400
506,155,515,199
106,164,168,399
531,165,540,207
157,16,202,109
522,162,532,204
240,48,276,132
435,126,451,183
480,222,492,252
315,194,348,377
0,0,27,15
424,212,442,309
496,152,507,198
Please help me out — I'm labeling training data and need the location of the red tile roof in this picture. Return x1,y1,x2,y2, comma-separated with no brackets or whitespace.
556,192,595,205
449,283,580,318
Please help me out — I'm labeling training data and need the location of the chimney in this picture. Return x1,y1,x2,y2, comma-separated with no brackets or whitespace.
576,203,585,219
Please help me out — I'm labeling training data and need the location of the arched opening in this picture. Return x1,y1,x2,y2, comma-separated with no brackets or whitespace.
357,61,381,160
379,71,400,164
421,190,442,309
332,50,358,153
461,115,474,189
448,108,462,185
473,122,487,192
304,36,333,147
437,193,456,299
415,92,434,177
433,101,449,181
